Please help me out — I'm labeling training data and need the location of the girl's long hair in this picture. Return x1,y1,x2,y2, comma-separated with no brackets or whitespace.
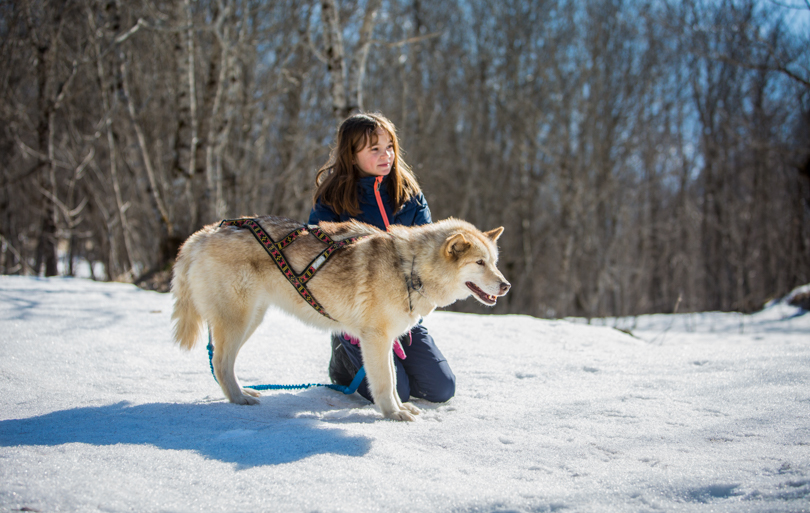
313,113,421,216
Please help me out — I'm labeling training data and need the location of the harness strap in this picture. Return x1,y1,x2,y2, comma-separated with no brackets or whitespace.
208,218,368,396
219,218,364,320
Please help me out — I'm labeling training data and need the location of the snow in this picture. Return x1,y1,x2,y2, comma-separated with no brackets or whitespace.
1,276,809,513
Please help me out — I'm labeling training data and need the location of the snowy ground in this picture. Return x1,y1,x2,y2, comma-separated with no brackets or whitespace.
1,276,808,513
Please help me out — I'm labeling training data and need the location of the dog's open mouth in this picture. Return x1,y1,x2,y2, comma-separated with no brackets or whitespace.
466,282,497,305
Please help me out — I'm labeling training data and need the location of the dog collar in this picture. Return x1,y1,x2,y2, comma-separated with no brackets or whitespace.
406,256,429,312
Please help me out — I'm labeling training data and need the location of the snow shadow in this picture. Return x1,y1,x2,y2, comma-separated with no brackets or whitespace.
0,283,127,327
0,286,43,321
0,401,371,468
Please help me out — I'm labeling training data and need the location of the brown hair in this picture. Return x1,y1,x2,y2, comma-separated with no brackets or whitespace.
313,112,421,216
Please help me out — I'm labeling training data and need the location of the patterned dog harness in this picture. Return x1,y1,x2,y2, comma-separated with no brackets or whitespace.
219,218,365,321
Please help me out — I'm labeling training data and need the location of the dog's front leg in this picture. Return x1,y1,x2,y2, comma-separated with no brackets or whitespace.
391,350,421,417
361,335,416,421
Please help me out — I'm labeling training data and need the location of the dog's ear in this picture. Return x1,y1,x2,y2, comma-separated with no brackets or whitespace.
444,233,471,259
484,227,504,242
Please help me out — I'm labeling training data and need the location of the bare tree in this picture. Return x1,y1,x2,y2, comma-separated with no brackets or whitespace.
319,0,382,121
1,0,807,313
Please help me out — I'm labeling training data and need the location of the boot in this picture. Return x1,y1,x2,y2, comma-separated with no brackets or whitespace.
328,333,356,386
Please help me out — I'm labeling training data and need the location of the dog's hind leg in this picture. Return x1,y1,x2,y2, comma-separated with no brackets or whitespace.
236,310,267,399
210,309,263,405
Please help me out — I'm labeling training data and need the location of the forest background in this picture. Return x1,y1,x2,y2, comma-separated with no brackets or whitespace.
1,0,809,319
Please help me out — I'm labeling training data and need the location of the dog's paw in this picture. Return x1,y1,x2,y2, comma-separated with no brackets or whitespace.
231,393,260,405
386,409,417,422
401,402,421,416
242,388,262,398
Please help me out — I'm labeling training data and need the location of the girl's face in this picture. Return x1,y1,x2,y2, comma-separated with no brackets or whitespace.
353,128,394,178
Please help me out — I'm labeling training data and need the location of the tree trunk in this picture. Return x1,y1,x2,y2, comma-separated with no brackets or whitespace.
31,3,61,277
120,52,174,240
346,0,381,115
320,0,348,121
87,1,137,277
170,0,197,239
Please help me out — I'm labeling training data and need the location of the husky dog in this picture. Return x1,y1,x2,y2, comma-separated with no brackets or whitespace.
171,216,510,421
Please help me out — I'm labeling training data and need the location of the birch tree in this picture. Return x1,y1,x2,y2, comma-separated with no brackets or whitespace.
319,0,382,121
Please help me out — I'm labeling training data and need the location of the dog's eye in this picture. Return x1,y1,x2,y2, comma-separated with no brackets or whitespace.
477,260,485,266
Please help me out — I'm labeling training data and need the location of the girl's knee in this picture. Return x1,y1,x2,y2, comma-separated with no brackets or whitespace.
420,372,455,403
433,377,456,403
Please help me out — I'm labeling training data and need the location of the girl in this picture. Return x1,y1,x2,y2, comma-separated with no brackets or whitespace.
309,112,456,404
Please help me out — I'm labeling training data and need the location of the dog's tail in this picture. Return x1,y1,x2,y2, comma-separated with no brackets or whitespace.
170,240,204,351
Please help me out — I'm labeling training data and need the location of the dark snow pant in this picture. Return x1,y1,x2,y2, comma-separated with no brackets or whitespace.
328,322,455,403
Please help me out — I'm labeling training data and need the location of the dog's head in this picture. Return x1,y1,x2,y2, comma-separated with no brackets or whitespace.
441,226,511,306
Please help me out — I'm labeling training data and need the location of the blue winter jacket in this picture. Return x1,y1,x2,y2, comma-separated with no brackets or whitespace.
308,175,432,229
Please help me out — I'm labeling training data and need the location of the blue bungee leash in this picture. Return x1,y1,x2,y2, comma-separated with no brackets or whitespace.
206,328,366,395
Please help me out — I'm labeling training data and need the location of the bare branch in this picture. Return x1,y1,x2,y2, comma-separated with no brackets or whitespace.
53,60,79,110
707,51,810,88
14,135,71,169
347,0,382,114
114,18,148,45
303,25,327,65
120,53,174,237
372,31,443,48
